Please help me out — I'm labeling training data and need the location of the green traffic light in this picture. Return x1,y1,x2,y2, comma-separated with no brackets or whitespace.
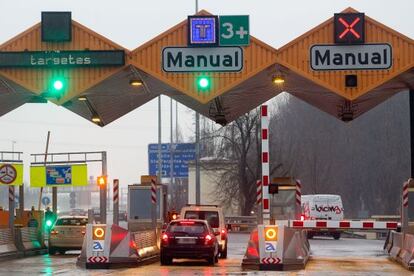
49,78,66,96
46,220,53,227
197,76,210,90
53,80,64,91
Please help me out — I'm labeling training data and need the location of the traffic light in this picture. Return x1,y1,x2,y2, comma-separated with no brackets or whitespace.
45,219,53,227
42,77,67,99
97,176,107,188
167,210,179,222
196,75,210,90
92,226,105,240
45,208,57,232
50,77,66,97
264,226,278,241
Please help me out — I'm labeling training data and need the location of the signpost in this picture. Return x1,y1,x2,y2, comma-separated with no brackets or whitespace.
0,50,125,68
148,143,195,178
42,196,51,206
30,164,88,187
219,15,250,46
0,164,17,185
162,47,243,72
46,166,72,185
310,44,392,71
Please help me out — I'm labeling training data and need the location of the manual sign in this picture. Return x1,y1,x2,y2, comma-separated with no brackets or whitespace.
162,47,243,72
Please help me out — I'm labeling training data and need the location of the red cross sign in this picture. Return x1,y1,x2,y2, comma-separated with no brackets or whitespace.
334,13,365,44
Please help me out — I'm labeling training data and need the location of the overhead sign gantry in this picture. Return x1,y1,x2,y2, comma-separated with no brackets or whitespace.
0,8,412,125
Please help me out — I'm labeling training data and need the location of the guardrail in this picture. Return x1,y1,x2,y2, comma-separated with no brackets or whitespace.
0,228,21,259
15,227,47,256
226,216,257,233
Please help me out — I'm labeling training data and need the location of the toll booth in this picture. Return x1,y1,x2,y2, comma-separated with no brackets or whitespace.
127,184,167,232
269,177,297,221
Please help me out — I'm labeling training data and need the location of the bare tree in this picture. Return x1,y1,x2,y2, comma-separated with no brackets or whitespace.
201,109,282,215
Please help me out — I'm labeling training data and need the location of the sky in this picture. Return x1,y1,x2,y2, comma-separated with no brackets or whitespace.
0,0,412,188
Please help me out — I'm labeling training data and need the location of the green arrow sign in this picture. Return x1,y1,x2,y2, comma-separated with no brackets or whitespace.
219,15,249,46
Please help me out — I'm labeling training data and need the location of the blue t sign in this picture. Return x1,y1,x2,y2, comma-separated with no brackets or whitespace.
188,16,219,47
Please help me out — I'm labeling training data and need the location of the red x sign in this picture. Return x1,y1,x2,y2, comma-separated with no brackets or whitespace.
334,13,365,44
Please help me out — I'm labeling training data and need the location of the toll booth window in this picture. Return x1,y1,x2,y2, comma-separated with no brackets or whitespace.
168,222,207,234
55,218,88,226
184,211,219,228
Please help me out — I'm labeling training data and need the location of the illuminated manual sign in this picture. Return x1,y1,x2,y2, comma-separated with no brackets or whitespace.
0,50,125,67
162,47,243,72
310,44,392,71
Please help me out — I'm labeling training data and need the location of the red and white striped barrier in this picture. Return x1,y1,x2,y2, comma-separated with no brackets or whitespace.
151,178,157,204
256,180,262,205
113,179,119,204
295,179,301,207
8,186,14,202
403,180,409,208
290,220,398,230
261,105,270,223
261,257,281,264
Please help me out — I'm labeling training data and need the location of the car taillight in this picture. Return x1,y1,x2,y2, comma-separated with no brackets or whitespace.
205,234,213,245
129,240,138,249
162,233,169,244
51,230,59,235
300,215,305,221
221,229,227,239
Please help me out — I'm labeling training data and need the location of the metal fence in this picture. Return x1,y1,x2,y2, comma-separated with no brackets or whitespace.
225,216,257,233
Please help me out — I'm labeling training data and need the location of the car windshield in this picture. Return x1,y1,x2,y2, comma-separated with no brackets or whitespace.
184,211,219,228
168,221,207,234
55,218,88,226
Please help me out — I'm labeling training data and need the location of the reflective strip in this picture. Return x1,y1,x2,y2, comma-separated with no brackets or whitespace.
261,104,270,214
256,180,262,205
295,179,301,206
403,181,409,207
289,220,399,230
151,178,156,204
113,179,119,204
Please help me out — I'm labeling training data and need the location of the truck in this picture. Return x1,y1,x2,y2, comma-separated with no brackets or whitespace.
301,194,344,240
127,184,167,231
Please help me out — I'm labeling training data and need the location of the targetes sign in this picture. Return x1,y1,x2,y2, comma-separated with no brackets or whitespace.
310,44,392,71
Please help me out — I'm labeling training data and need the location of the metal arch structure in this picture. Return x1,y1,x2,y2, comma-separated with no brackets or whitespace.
0,8,412,126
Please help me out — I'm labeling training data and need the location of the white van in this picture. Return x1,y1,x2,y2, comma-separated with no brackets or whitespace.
301,194,344,239
180,205,228,258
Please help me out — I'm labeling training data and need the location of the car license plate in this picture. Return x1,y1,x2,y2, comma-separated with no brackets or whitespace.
178,238,196,244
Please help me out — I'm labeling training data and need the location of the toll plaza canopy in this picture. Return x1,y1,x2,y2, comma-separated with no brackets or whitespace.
0,7,413,126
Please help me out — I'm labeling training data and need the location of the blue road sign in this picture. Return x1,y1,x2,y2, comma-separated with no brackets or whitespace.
46,166,71,185
42,196,51,206
188,16,219,46
148,143,195,178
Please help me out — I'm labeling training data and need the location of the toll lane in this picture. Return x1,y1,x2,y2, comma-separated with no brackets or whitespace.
307,237,412,275
0,234,411,275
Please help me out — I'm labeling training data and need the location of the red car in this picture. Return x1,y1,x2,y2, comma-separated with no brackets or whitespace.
160,219,219,265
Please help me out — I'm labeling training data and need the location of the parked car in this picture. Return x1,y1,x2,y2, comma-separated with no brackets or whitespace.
160,219,219,265
180,204,228,258
48,216,88,255
301,194,344,240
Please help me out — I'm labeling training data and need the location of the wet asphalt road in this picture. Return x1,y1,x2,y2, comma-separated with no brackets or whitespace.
0,233,411,275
